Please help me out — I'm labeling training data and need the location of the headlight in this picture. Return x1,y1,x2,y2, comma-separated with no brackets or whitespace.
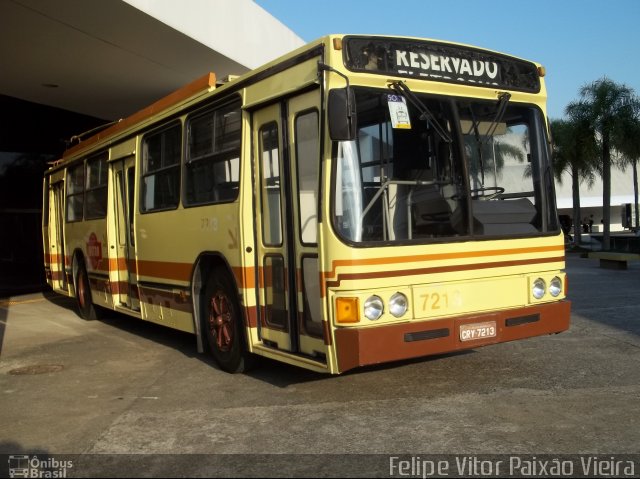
389,292,408,317
364,295,384,320
532,278,546,299
549,277,562,297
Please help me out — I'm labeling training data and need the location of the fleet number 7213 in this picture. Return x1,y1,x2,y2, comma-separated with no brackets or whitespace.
421,293,448,311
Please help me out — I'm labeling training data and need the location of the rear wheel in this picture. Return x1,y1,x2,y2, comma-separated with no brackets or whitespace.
75,262,98,320
202,269,253,373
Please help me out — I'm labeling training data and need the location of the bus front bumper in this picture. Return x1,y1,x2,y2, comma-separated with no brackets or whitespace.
333,300,571,373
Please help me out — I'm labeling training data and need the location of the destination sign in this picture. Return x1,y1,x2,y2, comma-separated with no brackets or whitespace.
342,36,540,93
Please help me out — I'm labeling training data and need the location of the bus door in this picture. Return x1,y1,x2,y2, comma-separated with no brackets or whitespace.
112,156,139,310
49,180,66,289
252,91,327,360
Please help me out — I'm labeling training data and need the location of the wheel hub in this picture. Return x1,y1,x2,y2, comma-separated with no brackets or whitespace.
209,292,233,352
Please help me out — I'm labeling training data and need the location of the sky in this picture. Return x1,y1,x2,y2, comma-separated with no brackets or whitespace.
256,0,640,120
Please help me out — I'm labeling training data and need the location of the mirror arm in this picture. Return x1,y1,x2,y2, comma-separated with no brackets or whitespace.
318,62,350,88
318,62,355,130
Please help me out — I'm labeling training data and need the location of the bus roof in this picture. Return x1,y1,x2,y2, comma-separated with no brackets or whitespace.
62,72,217,160
52,34,542,169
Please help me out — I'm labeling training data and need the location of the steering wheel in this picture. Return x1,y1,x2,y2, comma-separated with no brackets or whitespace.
469,186,505,200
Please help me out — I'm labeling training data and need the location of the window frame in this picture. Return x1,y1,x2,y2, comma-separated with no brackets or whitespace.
65,162,85,223
183,97,242,207
258,121,283,247
84,152,109,220
140,120,183,213
294,108,320,246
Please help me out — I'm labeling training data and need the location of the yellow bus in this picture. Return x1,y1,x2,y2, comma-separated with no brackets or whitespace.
43,34,570,374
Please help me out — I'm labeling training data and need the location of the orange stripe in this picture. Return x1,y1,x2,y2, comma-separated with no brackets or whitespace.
135,260,193,282
45,253,67,265
113,258,128,271
324,256,565,290
234,266,255,290
321,244,564,283
98,259,256,290
94,257,127,273
45,253,56,264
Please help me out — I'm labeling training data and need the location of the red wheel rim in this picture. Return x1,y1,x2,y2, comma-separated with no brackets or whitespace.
209,291,233,352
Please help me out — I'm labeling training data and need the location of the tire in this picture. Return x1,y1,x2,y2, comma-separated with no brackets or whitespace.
75,262,98,321
202,269,253,373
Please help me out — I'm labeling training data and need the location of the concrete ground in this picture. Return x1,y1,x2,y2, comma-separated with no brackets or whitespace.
1,254,639,476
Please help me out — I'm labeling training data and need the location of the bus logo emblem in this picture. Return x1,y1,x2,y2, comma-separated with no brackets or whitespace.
86,232,102,269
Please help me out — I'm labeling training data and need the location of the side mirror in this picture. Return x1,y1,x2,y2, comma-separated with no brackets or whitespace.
328,88,357,141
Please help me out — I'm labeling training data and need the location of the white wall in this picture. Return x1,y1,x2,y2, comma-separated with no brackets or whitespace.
555,164,636,210
123,0,305,70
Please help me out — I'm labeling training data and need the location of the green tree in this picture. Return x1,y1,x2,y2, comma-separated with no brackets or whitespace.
464,129,525,190
550,115,598,245
566,78,640,250
615,118,640,229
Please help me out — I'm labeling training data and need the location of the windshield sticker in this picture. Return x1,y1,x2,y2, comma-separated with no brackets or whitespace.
387,94,411,129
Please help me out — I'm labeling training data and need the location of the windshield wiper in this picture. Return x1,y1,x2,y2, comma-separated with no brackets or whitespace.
466,92,512,189
481,92,511,145
389,81,452,144
468,105,485,186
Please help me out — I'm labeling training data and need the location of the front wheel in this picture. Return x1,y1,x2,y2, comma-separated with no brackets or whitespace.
75,263,98,320
202,270,253,373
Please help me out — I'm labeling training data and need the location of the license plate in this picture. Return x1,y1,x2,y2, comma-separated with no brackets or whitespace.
459,321,497,342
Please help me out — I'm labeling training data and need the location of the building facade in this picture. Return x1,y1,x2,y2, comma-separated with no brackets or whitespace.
0,0,303,293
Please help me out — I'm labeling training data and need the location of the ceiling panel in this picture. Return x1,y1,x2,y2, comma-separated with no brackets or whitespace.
0,0,249,120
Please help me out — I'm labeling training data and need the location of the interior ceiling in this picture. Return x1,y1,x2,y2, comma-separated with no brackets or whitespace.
0,0,249,121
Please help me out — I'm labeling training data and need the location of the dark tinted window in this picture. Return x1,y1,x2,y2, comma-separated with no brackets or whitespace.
141,123,181,212
185,99,241,205
66,163,84,222
85,153,108,219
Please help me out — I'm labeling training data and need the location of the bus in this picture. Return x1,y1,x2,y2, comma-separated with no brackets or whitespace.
42,34,570,374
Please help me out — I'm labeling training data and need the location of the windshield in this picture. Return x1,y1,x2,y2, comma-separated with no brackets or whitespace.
332,87,558,244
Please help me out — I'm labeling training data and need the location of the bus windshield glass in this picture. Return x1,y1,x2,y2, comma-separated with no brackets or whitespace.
333,87,558,244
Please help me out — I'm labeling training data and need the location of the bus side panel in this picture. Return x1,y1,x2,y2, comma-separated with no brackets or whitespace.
134,203,243,334
64,218,110,306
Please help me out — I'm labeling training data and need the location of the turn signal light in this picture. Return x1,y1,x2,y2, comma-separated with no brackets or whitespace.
336,297,359,323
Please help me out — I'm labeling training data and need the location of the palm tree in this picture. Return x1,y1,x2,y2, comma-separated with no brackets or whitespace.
567,78,640,250
464,135,525,190
550,116,598,245
615,118,640,229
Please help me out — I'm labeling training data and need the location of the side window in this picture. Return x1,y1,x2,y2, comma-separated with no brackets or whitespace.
295,110,319,244
259,122,282,246
66,163,84,222
141,123,181,212
85,153,108,219
42,177,49,227
185,99,241,205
